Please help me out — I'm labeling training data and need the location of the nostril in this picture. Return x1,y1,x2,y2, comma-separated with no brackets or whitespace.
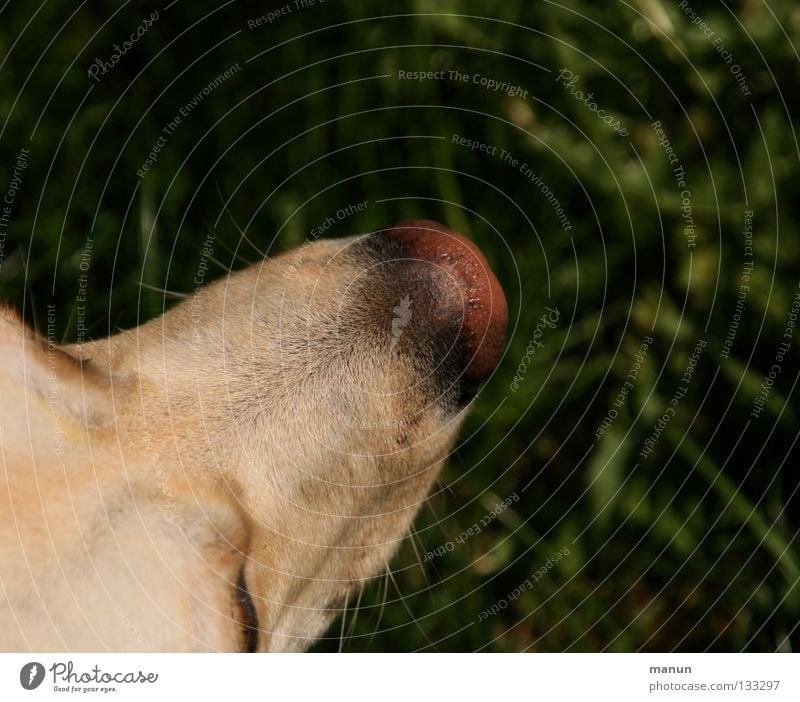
384,220,508,397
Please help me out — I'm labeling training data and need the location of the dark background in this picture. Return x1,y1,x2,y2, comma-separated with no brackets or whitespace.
1,0,798,651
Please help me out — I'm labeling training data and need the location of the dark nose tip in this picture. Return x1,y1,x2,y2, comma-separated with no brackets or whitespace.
385,219,508,393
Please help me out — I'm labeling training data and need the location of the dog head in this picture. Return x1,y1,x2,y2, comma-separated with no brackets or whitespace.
182,219,504,648
27,219,507,650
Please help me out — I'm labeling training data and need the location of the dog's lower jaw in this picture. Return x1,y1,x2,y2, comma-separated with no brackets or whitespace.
243,494,440,651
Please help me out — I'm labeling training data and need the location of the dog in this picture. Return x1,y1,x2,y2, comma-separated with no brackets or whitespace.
0,219,507,651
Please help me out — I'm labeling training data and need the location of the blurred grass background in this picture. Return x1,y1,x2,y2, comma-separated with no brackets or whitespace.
1,0,799,651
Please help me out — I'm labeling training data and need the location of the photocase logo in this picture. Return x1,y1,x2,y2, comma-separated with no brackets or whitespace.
390,294,413,350
20,662,45,690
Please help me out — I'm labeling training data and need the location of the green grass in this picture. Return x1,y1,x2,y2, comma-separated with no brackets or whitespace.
1,0,798,651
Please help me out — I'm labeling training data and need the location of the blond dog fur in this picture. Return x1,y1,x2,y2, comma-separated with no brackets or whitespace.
0,231,473,652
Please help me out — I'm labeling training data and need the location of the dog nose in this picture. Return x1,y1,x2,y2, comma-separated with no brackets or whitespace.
385,219,507,395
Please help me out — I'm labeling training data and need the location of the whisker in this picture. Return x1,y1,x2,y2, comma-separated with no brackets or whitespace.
214,181,267,259
408,531,431,587
365,566,391,648
203,252,237,275
137,282,189,299
191,219,239,277
386,565,439,652
346,581,366,642
338,590,350,653
422,495,452,557
60,298,77,345
210,236,254,269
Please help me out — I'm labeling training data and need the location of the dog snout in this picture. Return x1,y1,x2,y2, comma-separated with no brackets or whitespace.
378,219,508,402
